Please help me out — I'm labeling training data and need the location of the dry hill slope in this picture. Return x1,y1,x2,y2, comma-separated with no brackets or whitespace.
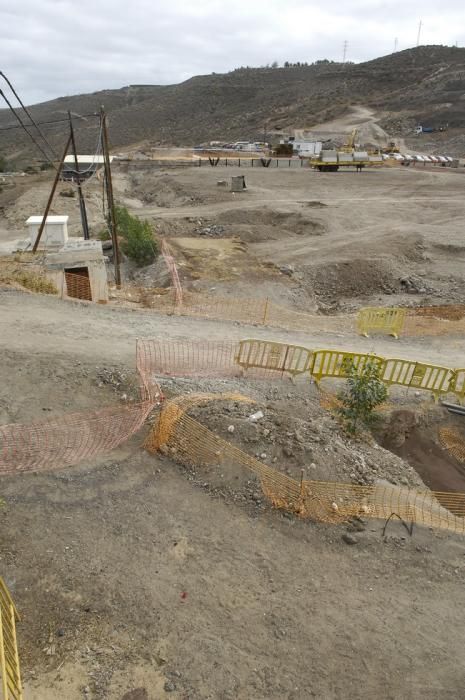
1,45,465,163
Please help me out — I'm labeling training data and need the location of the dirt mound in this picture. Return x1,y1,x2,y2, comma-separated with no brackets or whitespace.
129,173,203,207
179,385,423,501
302,259,397,304
216,207,325,242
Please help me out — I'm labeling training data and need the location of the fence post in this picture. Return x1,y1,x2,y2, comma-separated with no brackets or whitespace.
262,298,269,325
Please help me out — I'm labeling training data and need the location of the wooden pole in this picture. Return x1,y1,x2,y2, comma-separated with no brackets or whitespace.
32,132,72,252
101,107,121,287
68,111,90,240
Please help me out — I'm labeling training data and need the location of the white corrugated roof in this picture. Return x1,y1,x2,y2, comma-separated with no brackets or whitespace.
63,155,113,164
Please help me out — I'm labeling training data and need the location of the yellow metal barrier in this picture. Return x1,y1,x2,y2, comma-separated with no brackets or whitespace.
450,369,465,404
310,350,383,383
357,307,406,339
236,340,313,377
382,359,454,400
0,578,22,700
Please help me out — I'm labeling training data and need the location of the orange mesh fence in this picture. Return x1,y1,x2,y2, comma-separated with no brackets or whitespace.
438,427,465,464
161,240,183,307
113,285,353,334
0,401,154,475
136,338,313,381
146,395,465,534
409,305,465,321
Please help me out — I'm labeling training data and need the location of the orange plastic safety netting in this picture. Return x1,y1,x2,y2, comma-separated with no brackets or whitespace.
0,401,155,475
146,395,465,534
0,344,163,475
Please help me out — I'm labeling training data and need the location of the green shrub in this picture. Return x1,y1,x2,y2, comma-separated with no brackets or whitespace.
98,228,111,241
115,206,158,266
337,359,388,435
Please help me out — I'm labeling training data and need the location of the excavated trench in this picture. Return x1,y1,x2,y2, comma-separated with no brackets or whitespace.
379,408,465,514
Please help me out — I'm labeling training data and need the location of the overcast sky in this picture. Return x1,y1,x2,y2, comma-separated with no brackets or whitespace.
2,0,465,105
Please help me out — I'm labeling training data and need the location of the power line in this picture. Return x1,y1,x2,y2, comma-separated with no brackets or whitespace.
0,72,57,159
0,113,98,133
0,88,57,168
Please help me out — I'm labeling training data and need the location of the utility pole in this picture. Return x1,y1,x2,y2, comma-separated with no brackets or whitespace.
32,133,73,252
394,37,398,52
342,40,348,63
100,107,121,288
416,20,422,47
68,111,90,240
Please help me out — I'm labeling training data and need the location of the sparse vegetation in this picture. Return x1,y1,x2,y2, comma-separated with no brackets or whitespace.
115,206,159,266
0,154,7,172
337,360,388,435
0,261,58,295
12,270,58,294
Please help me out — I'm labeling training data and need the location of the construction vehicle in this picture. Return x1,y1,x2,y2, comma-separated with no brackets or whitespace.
381,141,400,154
340,128,359,153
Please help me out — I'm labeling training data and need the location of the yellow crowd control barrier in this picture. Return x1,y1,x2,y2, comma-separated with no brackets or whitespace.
449,369,465,403
357,307,407,339
0,578,22,700
310,350,384,383
381,359,454,400
236,340,313,377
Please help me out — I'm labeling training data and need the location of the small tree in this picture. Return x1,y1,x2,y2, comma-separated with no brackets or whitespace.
337,359,387,435
115,205,158,267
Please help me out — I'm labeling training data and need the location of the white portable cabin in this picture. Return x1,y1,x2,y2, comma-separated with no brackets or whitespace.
292,141,323,156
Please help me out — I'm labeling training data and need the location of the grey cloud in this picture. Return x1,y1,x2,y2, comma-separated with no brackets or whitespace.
1,0,465,104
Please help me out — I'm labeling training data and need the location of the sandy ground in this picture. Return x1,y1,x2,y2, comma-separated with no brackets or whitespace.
0,291,465,699
2,161,465,698
112,164,465,311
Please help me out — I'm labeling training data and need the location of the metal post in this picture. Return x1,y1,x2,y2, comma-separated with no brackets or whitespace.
32,132,73,252
68,111,90,240
101,107,121,288
262,298,269,325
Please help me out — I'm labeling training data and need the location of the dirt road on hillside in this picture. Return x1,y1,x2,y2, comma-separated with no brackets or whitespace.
1,290,464,369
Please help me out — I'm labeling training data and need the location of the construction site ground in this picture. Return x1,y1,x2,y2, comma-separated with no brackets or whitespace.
2,162,465,698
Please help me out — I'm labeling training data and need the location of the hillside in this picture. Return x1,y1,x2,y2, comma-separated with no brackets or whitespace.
1,45,465,163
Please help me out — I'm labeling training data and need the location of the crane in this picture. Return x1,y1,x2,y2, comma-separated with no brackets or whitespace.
340,128,359,153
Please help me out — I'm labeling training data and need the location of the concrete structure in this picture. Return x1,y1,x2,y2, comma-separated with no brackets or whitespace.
231,176,246,192
26,215,69,249
44,239,109,302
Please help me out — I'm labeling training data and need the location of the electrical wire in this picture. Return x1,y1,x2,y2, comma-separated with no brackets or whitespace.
0,89,58,168
0,113,98,133
0,71,57,159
